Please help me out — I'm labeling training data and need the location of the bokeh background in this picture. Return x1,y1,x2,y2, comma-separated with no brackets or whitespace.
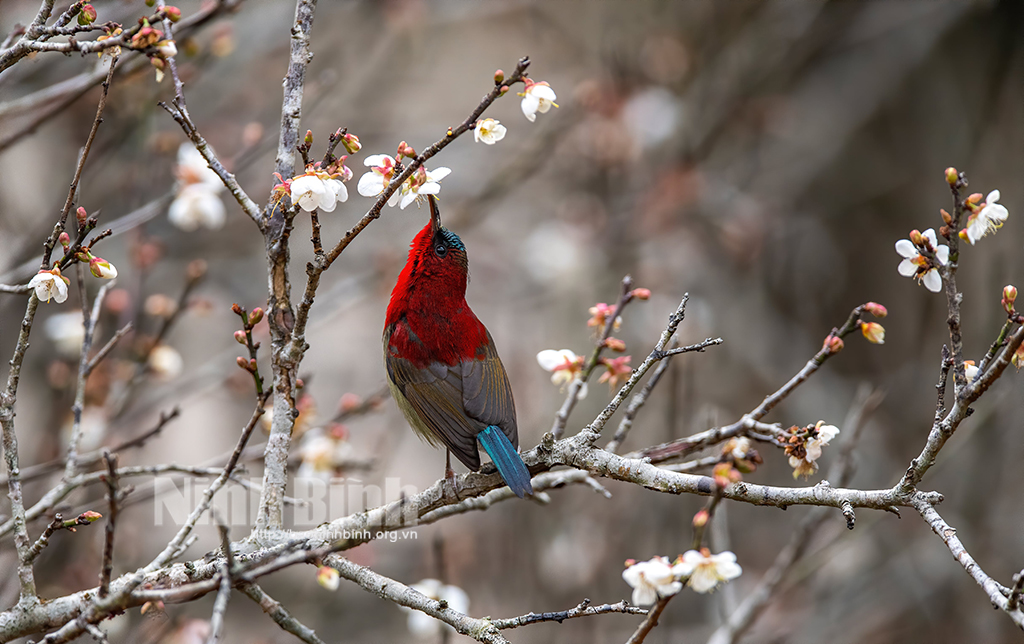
1,0,1022,642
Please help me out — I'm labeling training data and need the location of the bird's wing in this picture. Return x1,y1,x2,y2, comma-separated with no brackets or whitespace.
386,350,483,470
461,332,518,449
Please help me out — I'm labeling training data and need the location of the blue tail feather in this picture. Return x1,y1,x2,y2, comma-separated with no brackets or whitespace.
478,426,533,498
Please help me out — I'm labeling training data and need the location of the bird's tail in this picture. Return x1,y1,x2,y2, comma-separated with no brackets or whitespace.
478,426,533,498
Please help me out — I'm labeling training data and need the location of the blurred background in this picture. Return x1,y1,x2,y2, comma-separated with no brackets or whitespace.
1,0,1022,642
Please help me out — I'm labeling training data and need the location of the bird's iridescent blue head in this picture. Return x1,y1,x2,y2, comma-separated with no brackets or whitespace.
428,196,467,267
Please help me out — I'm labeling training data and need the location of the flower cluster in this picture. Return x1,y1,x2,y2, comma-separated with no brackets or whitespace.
288,168,349,213
962,190,1008,245
622,550,742,605
784,421,840,479
356,152,450,210
169,144,226,231
895,228,948,293
296,423,353,481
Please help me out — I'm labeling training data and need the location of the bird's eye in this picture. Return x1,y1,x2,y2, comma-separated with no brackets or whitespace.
434,244,447,257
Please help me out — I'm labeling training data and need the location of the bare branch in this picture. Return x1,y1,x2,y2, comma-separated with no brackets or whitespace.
489,598,646,630
239,582,326,644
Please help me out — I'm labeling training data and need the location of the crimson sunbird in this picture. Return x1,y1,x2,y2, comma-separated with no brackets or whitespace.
383,196,533,498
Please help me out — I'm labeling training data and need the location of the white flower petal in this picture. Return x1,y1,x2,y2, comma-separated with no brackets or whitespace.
986,190,1000,204
399,192,417,209
895,239,917,259
897,259,917,277
417,182,441,196
427,167,451,182
364,154,393,167
530,85,557,102
357,172,384,197
521,95,540,121
935,245,949,265
922,268,942,293
922,228,938,246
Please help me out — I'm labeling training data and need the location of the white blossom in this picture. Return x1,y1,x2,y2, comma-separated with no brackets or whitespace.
804,422,839,463
170,144,225,231
964,361,979,383
473,118,507,145
964,190,1008,245
290,173,347,212
316,566,339,591
28,270,69,304
402,579,470,637
520,80,558,122
622,557,682,606
536,349,588,399
148,344,183,380
397,167,451,210
45,312,85,356
357,154,398,205
675,550,742,593
895,228,948,293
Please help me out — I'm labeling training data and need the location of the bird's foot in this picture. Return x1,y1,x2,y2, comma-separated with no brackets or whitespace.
444,462,461,501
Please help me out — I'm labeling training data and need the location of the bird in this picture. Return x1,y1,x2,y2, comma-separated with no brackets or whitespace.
383,195,533,498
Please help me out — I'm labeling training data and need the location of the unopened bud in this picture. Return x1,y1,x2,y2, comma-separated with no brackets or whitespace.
80,510,102,523
186,259,207,281
163,5,182,21
296,378,305,389
692,509,709,528
860,321,885,345
78,4,97,25
89,257,117,279
59,232,70,248
304,130,313,146
967,192,983,206
493,69,505,84
249,307,264,325
231,303,244,316
822,334,844,354
958,229,969,242
76,206,88,225
945,167,958,185
151,56,166,71
233,330,247,345
236,356,250,371
604,337,626,352
1013,345,1024,370
909,229,923,246
249,358,257,371
940,208,952,225
341,132,361,154
863,302,887,318
1002,285,1017,314
631,288,651,300
499,84,509,96
339,392,362,412
939,225,951,240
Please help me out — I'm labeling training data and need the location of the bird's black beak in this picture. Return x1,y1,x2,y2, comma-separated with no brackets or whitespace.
429,195,442,235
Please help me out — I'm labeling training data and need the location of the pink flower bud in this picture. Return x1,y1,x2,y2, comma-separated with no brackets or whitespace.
493,69,505,84
966,192,983,206
78,4,97,25
604,337,626,352
945,167,958,185
339,392,362,412
342,133,361,154
88,256,117,279
163,5,181,22
499,84,509,96
304,130,313,145
822,334,844,354
940,208,952,225
860,321,885,345
236,356,250,371
58,232,70,248
863,302,887,318
233,330,247,345
76,206,88,225
908,229,923,246
630,288,651,300
1002,285,1017,314
692,509,709,528
958,228,969,242
249,307,264,325
80,510,103,522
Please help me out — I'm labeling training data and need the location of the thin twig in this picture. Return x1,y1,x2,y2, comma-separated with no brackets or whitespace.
489,598,646,629
239,582,326,644
98,452,120,597
625,597,669,644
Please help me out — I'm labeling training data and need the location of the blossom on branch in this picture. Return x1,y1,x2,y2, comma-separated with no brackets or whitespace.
316,566,339,591
28,268,70,304
537,349,587,399
963,360,979,383
169,144,226,231
963,190,1008,245
860,321,884,344
357,154,398,203
473,118,507,144
519,79,558,122
402,579,469,637
588,302,621,331
895,228,948,293
676,549,742,593
290,172,348,213
397,166,451,210
599,355,632,388
88,255,117,279
622,556,682,606
785,421,839,479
